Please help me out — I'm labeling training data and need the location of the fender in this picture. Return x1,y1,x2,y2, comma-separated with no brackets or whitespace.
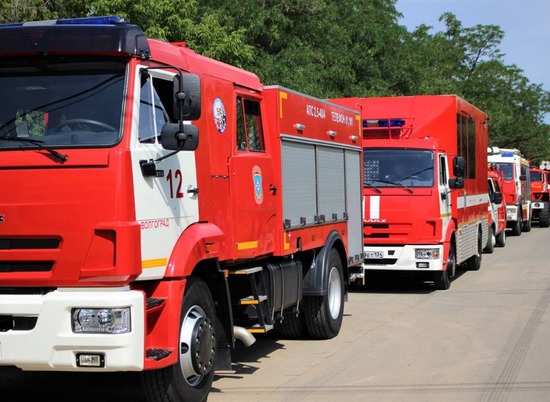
302,230,345,296
165,222,225,278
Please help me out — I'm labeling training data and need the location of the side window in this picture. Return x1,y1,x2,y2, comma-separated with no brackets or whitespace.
138,75,173,144
236,96,265,152
439,155,447,185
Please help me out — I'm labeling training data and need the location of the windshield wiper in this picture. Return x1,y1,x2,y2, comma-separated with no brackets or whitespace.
371,179,413,193
401,166,433,181
0,136,68,162
364,182,382,193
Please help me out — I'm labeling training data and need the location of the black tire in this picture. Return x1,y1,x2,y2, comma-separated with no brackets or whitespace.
303,248,345,339
142,277,217,402
466,230,482,271
434,241,455,290
522,217,532,232
274,311,307,338
510,218,522,236
539,204,550,227
483,226,495,254
496,229,506,247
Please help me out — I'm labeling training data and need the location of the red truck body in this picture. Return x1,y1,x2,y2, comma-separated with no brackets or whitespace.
485,164,507,252
330,95,489,290
488,147,532,235
0,16,363,402
529,164,550,227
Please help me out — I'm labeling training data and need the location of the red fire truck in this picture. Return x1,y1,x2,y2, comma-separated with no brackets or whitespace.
529,163,550,227
485,164,507,252
0,16,363,402
330,95,489,290
487,147,532,235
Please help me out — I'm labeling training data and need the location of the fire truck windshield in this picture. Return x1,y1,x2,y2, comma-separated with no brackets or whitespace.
364,148,435,188
0,56,125,149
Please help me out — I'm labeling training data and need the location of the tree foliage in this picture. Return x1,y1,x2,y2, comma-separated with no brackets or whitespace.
1,0,548,161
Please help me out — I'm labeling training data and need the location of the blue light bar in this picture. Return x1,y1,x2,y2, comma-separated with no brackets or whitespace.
501,153,514,157
0,16,127,28
363,119,405,128
55,16,128,25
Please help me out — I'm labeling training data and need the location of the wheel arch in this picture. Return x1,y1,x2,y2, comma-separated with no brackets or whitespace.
302,230,346,297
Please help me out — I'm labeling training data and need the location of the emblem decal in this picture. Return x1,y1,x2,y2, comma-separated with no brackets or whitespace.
213,98,226,134
252,165,263,205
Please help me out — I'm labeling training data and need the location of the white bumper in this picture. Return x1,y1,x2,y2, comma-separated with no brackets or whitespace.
363,244,444,271
0,288,144,371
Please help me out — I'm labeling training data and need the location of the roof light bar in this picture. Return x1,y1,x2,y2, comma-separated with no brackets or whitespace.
363,119,405,128
0,16,127,28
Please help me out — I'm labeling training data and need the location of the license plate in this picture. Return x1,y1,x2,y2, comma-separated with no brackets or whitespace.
365,251,383,259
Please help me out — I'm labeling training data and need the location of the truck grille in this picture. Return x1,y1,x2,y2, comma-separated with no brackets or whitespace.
0,237,59,272
0,315,37,331
0,262,54,272
0,238,60,249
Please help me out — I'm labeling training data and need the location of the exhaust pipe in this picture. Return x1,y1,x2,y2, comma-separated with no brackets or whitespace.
233,326,256,347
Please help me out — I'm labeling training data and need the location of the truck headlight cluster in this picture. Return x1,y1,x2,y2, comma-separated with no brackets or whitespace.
72,307,131,334
415,248,440,260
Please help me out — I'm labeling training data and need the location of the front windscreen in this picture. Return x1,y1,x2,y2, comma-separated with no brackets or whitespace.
0,56,126,149
530,171,542,181
364,148,435,188
493,163,513,180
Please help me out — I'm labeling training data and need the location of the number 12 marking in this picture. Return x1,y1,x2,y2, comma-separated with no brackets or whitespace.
166,169,184,198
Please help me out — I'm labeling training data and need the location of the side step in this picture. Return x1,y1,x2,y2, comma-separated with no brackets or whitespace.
229,266,274,333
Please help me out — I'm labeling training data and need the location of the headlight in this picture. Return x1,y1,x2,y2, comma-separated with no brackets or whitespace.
415,248,440,260
72,307,131,334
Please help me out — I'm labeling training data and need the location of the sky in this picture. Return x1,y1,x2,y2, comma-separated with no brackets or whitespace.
395,0,550,123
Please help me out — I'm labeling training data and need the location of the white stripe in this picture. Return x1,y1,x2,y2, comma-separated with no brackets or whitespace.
369,196,380,219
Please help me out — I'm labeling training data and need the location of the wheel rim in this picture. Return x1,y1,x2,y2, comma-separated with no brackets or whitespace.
179,305,216,386
327,266,342,320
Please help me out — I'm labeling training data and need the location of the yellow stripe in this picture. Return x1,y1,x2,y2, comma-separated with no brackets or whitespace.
248,328,267,333
279,91,287,119
237,241,258,250
142,258,167,269
283,232,290,250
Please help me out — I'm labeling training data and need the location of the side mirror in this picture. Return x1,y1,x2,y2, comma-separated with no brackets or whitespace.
519,174,526,181
449,177,464,189
173,74,201,121
452,156,466,178
493,192,503,204
160,123,199,151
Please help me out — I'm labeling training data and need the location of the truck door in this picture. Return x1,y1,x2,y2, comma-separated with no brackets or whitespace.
228,95,276,259
438,154,452,240
131,69,200,279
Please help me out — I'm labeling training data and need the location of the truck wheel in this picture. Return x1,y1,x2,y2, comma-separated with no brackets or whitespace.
434,241,455,290
275,312,307,338
303,248,344,339
142,277,216,402
483,226,495,254
510,219,522,236
466,230,482,271
496,229,506,247
539,204,550,227
522,217,532,232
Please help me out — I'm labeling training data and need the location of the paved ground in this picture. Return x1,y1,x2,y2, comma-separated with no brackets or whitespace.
2,226,550,402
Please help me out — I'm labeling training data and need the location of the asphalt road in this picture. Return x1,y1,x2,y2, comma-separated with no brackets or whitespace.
2,225,550,402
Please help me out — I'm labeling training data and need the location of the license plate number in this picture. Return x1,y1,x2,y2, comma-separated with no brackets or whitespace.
365,251,383,259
